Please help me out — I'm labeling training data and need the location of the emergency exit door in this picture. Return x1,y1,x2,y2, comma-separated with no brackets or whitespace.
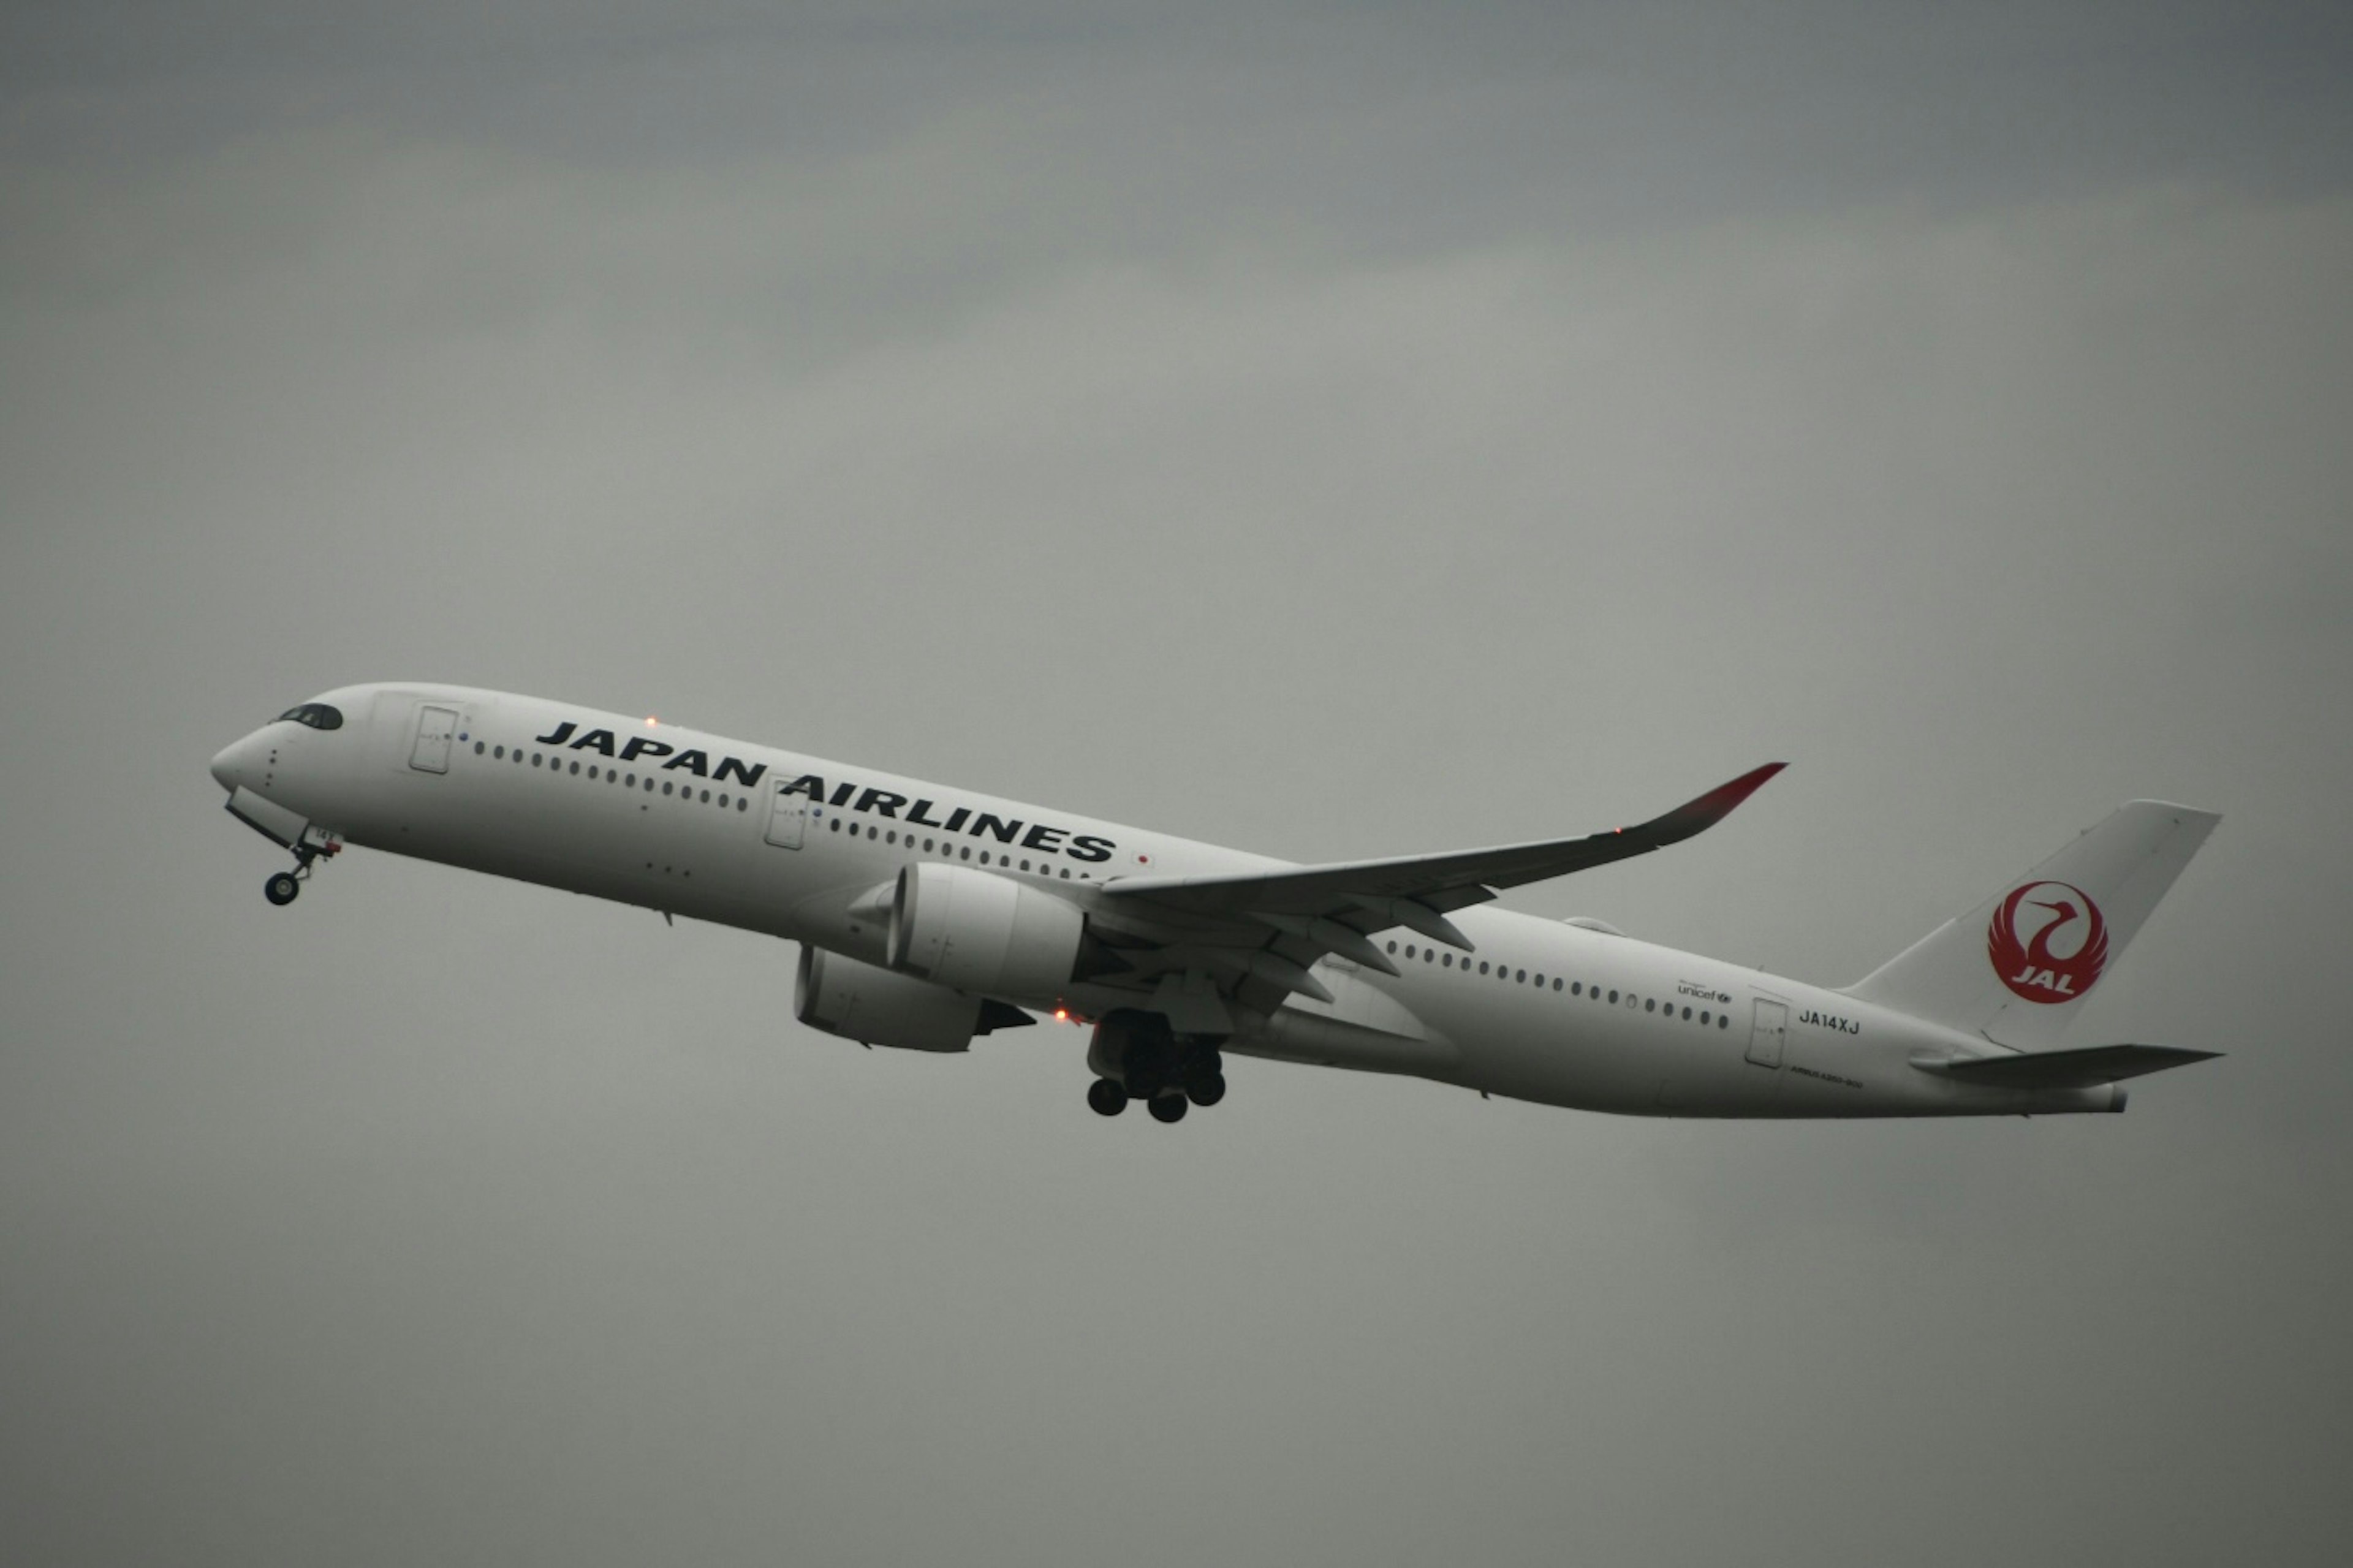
410,705,458,773
1745,998,1787,1068
764,784,806,849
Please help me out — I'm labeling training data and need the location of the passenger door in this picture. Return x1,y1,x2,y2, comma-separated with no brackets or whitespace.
1745,998,1788,1068
410,705,458,773
764,784,807,849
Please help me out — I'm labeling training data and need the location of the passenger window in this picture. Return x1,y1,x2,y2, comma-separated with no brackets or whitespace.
1478,961,1490,975
1608,990,1618,1003
474,741,485,755
830,819,840,832
1442,953,1454,968
923,839,934,852
1388,942,1399,955
1060,869,1071,879
494,745,505,759
532,754,543,767
980,852,991,865
1644,998,1655,1012
1515,969,1526,983
1719,1015,1729,1029
960,847,971,860
700,790,710,804
737,798,747,812
1681,1006,1691,1020
718,793,728,806
1700,1011,1710,1025
886,830,897,845
646,778,656,792
570,761,580,775
1021,860,1031,872
662,781,673,795
1552,979,1563,991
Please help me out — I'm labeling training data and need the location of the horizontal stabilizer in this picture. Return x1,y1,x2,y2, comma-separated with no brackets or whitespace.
1914,1043,2220,1091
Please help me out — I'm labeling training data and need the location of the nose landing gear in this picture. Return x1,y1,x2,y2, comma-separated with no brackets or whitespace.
262,838,339,907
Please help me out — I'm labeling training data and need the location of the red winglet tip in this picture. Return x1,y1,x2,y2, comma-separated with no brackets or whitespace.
1710,761,1786,811
1661,762,1786,835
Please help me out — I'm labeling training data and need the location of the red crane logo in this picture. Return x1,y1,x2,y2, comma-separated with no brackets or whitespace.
1988,881,2109,1004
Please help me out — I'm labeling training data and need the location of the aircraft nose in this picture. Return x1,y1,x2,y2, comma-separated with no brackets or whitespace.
211,732,261,792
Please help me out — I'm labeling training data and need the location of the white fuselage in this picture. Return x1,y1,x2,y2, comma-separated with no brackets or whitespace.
209,684,2123,1118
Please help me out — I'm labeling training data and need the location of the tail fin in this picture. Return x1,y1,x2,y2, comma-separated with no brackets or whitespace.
1842,800,2220,1050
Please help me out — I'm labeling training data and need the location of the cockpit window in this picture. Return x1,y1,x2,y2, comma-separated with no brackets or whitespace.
276,703,344,730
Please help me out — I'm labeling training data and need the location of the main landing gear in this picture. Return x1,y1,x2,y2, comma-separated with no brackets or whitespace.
263,838,339,907
1085,1009,1228,1126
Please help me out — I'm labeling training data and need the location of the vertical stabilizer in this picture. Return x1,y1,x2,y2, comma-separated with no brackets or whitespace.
1841,801,2219,1050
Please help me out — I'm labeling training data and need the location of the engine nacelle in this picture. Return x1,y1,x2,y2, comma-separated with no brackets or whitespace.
795,945,987,1053
885,861,1086,1002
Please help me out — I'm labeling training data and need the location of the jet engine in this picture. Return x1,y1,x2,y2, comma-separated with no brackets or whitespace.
884,862,1086,1001
795,945,1031,1053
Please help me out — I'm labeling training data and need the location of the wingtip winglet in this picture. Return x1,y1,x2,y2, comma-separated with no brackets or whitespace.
1690,760,1786,819
1722,760,1787,801
1646,761,1786,842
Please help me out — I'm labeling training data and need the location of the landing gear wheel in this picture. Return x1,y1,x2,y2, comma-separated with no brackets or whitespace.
264,871,301,906
1148,1093,1189,1124
1086,1078,1127,1117
1186,1072,1227,1108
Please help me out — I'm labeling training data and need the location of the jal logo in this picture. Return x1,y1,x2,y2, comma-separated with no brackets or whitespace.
1988,880,2109,1004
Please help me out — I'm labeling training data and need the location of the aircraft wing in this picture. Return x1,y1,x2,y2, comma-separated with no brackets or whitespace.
1085,763,1784,1020
1107,763,1785,921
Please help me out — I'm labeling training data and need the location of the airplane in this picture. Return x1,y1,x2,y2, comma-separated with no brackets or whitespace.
208,684,2221,1124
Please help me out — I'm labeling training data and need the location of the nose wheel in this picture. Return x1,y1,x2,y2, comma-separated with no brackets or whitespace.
262,838,338,907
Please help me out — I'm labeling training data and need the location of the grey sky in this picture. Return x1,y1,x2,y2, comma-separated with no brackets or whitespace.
4,6,2349,1564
